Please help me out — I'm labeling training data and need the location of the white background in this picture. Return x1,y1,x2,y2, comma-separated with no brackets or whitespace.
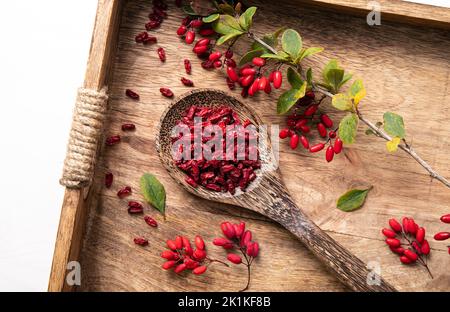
0,0,447,292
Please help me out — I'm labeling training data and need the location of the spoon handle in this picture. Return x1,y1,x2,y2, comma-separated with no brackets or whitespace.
264,193,396,292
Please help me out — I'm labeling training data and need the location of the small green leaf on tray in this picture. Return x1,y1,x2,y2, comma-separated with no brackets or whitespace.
141,173,166,217
337,187,372,212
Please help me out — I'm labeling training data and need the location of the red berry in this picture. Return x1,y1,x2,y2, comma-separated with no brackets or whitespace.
404,249,418,262
162,260,176,270
127,201,144,214
122,123,136,131
326,146,334,162
225,50,233,59
193,266,207,275
317,123,327,138
213,60,222,68
157,47,166,62
175,236,183,250
334,138,343,154
320,114,334,128
174,263,187,274
241,75,254,87
382,228,397,238
184,59,192,74
252,57,265,67
390,246,404,254
106,135,121,146
389,218,402,232
190,19,203,28
304,105,318,116
402,217,410,234
181,77,194,87
226,66,239,82
434,232,450,240
264,82,272,94
199,28,215,36
195,38,210,47
213,237,233,247
193,248,207,261
240,230,252,247
193,45,208,54
272,71,282,89
133,237,148,246
258,76,268,91
241,68,256,76
160,88,174,98
290,134,299,149
125,89,139,100
279,128,290,139
209,51,222,61
167,240,178,251
440,214,450,224
144,215,158,227
421,240,430,255
221,222,236,239
117,186,132,199
416,227,425,244
300,136,309,149
225,58,236,68
329,131,336,138
299,125,310,133
309,143,325,153
185,31,195,44
195,235,205,250
234,222,245,238
385,238,401,248
161,250,177,260
306,91,315,98
400,256,412,264
177,25,187,36
227,253,242,264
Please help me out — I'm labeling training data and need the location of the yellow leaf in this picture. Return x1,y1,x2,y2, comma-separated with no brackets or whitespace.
386,137,401,153
349,79,366,106
332,93,353,111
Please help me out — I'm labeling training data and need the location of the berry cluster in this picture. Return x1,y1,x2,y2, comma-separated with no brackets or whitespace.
213,221,259,292
382,217,432,277
279,93,343,162
434,213,450,254
161,235,227,275
173,105,261,194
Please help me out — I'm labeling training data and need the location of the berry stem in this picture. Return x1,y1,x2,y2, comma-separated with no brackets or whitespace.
400,232,433,279
206,257,230,267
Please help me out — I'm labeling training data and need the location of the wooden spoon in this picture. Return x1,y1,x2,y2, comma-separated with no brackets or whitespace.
156,89,396,292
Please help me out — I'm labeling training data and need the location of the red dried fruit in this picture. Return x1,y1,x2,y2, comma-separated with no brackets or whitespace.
195,235,205,250
290,134,299,149
190,19,203,28
193,45,208,55
177,25,187,36
329,130,336,138
213,60,222,68
144,215,158,227
199,28,215,36
161,250,177,260
416,227,425,244
385,238,401,248
241,230,252,247
225,50,233,59
209,51,222,61
400,256,412,264
213,237,233,247
193,249,207,261
174,263,187,274
252,57,265,67
334,138,343,154
389,218,402,232
225,58,236,68
221,222,236,239
175,236,183,250
272,71,282,89
241,68,256,76
105,172,113,188
325,146,334,162
185,31,195,44
143,36,157,45
441,214,450,224
404,249,418,262
167,240,178,251
160,88,174,98
181,77,194,87
382,228,397,238
125,89,139,100
184,59,192,74
128,201,144,214
309,143,325,153
122,123,136,131
185,176,198,187
279,128,289,139
135,32,149,43
157,47,166,62
227,253,242,264
320,114,334,128
134,237,148,246
145,20,161,31
434,232,450,240
317,123,327,138
162,260,176,270
193,266,207,275
304,105,318,116
390,246,404,254
421,240,430,255
106,135,121,146
299,136,309,149
117,186,132,199
258,76,268,91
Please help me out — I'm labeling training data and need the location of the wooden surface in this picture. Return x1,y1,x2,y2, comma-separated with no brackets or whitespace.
48,0,122,292
301,0,450,30
62,0,450,291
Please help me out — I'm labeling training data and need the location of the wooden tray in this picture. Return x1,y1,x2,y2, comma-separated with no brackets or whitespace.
49,0,450,292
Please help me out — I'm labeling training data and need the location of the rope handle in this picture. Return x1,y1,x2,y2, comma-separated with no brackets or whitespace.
60,88,108,189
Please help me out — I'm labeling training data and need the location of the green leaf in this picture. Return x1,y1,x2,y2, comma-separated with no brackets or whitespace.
277,82,307,115
252,27,285,52
140,173,166,216
306,68,313,86
332,93,353,111
349,79,366,105
260,52,289,61
383,112,405,139
203,14,220,23
297,47,324,63
322,59,339,83
239,49,263,66
281,29,302,60
386,137,401,152
216,31,242,45
326,68,344,93
339,113,358,144
218,3,234,15
341,73,353,88
213,15,243,35
337,188,372,212
287,67,303,88
365,129,375,136
239,6,257,31
221,15,242,31
182,5,197,16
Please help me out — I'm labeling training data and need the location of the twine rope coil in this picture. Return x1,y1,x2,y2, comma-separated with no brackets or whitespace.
60,88,108,189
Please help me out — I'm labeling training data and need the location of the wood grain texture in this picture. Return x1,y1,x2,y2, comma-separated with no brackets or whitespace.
48,0,122,292
301,0,450,30
55,0,450,291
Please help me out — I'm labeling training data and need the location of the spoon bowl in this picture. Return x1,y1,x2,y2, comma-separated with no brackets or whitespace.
156,89,396,292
